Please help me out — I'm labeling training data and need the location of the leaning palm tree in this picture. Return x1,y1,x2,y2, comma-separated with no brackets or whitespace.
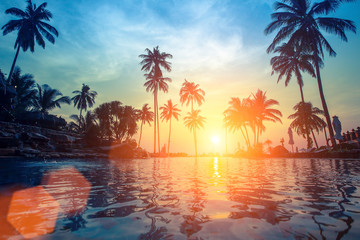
139,46,172,154
160,100,181,154
184,109,206,157
265,0,356,146
271,43,317,102
2,0,59,89
288,101,326,149
32,84,70,114
249,89,282,145
137,104,154,148
179,79,205,111
71,84,97,126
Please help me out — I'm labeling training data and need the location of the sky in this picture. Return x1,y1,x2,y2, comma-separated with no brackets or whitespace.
0,0,359,154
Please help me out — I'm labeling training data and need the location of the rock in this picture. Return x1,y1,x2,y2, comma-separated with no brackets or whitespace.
0,137,19,148
28,132,50,143
48,133,75,143
0,148,16,156
21,147,41,155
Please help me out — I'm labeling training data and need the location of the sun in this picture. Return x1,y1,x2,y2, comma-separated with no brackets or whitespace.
211,136,220,145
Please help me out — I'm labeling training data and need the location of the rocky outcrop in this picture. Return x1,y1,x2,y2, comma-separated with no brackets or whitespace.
0,121,104,159
0,121,147,159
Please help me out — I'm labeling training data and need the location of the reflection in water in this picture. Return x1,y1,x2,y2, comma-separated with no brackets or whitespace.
1,158,360,239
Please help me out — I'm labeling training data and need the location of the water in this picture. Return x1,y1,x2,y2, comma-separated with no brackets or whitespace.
1,157,360,239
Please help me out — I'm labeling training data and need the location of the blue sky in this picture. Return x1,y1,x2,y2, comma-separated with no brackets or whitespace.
0,0,359,153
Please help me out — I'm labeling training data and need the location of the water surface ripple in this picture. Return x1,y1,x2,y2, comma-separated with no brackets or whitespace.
1,157,360,239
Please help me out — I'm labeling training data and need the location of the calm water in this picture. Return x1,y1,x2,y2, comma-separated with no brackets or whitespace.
1,157,360,239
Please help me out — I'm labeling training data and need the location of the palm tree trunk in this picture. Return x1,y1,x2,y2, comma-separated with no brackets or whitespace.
299,84,305,102
79,108,83,130
311,129,319,149
225,126,228,154
138,121,143,148
168,118,171,154
240,127,249,149
244,126,251,149
5,44,21,95
153,92,157,154
314,61,336,147
306,130,311,149
324,126,329,147
194,128,197,157
156,95,160,154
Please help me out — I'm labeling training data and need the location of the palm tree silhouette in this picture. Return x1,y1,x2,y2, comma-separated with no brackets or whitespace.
265,0,356,146
179,79,205,111
2,0,59,90
32,84,70,114
9,67,37,115
224,97,252,149
184,110,206,157
248,89,282,145
288,101,326,149
137,104,154,148
71,84,97,128
270,43,317,102
160,100,181,154
139,46,172,154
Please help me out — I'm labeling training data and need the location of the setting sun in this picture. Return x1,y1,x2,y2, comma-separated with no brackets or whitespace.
211,136,220,145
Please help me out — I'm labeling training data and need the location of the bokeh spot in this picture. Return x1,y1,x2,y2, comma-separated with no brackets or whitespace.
6,186,60,239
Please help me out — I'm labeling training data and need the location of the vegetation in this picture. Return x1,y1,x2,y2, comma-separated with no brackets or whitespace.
71,84,97,130
160,100,181,154
224,90,282,150
265,0,356,146
139,46,173,154
31,84,70,114
288,101,326,149
137,104,154,148
179,79,205,111
1,0,58,87
184,109,206,157
93,101,138,142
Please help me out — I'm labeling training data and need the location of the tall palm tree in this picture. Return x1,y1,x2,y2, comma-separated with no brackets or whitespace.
137,104,154,148
32,84,70,114
184,109,206,157
179,79,205,111
71,84,97,126
265,0,356,146
160,100,181,154
270,43,317,102
249,89,282,145
139,46,172,154
2,0,59,89
288,101,326,149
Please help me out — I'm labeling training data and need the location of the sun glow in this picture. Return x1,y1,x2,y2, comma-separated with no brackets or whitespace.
211,136,220,145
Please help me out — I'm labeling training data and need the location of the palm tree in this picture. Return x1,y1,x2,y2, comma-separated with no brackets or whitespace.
160,100,181,154
32,84,70,114
9,67,37,115
270,43,317,102
179,79,205,111
2,0,59,90
137,104,154,148
139,46,173,154
288,101,326,149
265,0,356,146
249,89,282,145
71,84,97,127
224,97,252,149
184,110,206,157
